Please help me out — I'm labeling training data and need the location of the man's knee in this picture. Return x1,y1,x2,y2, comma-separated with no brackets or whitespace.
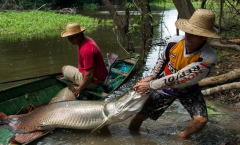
193,116,208,126
62,66,66,73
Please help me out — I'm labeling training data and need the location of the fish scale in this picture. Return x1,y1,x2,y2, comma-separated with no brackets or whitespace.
1,90,149,144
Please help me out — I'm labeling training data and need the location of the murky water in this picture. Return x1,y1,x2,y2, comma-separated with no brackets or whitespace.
1,7,240,145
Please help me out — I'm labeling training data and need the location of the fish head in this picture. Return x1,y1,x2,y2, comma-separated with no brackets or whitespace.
106,90,148,122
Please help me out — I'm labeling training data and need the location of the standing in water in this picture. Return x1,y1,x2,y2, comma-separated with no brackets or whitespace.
61,23,109,97
128,9,221,138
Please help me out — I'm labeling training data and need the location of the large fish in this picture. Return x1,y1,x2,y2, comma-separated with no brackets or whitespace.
0,90,148,137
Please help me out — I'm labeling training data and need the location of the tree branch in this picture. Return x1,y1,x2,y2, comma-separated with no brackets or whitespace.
202,81,240,95
199,69,240,87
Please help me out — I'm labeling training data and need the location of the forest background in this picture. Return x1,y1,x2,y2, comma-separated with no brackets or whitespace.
1,0,240,110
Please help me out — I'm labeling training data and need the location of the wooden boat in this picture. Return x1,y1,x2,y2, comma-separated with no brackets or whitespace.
0,53,140,145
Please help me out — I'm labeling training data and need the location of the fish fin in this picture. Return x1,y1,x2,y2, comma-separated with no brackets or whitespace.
8,129,54,144
37,123,50,130
4,124,26,134
0,112,7,124
1,114,30,134
90,118,108,135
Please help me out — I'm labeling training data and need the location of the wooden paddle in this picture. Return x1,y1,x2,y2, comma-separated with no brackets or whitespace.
104,53,118,85
0,72,62,85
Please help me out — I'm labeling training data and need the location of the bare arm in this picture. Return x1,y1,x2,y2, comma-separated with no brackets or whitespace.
72,67,94,97
139,76,154,82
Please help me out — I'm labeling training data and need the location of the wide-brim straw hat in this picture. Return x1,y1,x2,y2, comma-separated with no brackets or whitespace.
175,9,221,38
61,23,86,37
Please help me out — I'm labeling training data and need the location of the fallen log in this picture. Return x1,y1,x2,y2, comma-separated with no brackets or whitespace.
208,38,240,51
199,69,240,87
228,39,240,45
201,81,240,95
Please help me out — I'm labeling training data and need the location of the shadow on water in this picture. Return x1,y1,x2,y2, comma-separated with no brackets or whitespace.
0,7,240,145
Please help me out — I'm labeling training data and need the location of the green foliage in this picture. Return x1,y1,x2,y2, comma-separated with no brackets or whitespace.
150,1,175,8
83,3,99,10
171,104,179,108
154,0,170,4
215,104,225,107
207,108,225,115
218,53,223,59
206,105,214,109
126,2,134,9
20,0,57,10
106,19,113,23
0,11,110,37
134,46,142,49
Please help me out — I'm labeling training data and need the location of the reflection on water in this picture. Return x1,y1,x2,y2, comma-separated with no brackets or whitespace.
0,7,240,145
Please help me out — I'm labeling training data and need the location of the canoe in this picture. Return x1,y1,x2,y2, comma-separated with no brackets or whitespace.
0,53,140,145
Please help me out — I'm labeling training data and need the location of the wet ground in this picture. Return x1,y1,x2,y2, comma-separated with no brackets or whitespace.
1,7,240,145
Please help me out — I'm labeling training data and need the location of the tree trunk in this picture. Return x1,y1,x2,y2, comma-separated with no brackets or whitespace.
226,0,240,15
116,0,118,8
17,0,23,9
141,0,153,38
172,0,195,19
218,0,223,33
1,0,9,10
101,0,132,51
135,0,153,51
199,69,240,87
33,0,36,10
201,0,207,8
135,0,153,38
176,14,179,36
124,0,132,51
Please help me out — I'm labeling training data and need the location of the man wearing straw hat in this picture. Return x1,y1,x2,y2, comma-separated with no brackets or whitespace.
61,23,109,97
128,9,221,138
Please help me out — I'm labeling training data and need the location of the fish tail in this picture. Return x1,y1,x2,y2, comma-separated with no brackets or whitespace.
2,114,31,134
0,112,7,124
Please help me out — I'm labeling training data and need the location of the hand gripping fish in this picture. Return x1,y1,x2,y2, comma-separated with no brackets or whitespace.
0,91,148,137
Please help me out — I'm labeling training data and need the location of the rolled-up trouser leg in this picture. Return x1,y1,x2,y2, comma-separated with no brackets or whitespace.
62,65,103,89
62,65,84,85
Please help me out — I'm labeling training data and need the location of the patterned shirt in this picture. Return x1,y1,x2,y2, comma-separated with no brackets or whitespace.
149,35,217,97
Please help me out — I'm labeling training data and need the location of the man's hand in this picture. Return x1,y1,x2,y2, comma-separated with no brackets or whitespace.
133,82,149,94
71,67,94,97
72,86,82,97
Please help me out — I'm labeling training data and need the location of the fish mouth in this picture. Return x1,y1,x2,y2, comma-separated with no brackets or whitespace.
110,91,148,119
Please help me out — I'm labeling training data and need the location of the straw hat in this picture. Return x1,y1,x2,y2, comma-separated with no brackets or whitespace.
175,9,221,38
61,23,86,37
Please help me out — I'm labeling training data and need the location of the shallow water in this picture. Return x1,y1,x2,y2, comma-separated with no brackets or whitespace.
0,7,240,145
30,100,239,145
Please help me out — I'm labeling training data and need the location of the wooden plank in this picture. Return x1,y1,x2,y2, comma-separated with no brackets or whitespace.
131,58,137,61
123,59,135,64
111,68,129,76
0,126,15,145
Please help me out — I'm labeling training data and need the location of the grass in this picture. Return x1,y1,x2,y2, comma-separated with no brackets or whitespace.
0,10,112,36
150,1,203,9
